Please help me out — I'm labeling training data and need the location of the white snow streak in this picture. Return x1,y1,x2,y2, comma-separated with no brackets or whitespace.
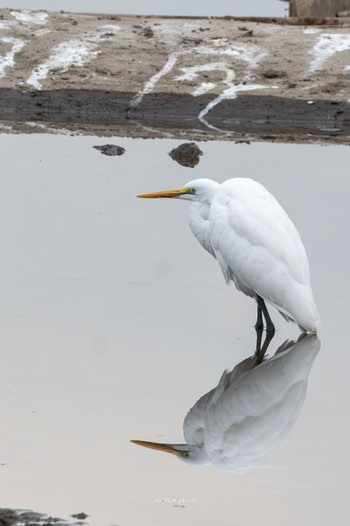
26,25,120,90
0,37,26,78
310,34,350,72
129,42,266,109
11,10,48,25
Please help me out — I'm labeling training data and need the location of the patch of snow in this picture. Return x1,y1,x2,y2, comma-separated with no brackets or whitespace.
27,39,99,90
0,37,26,78
310,33,350,72
303,28,320,35
175,62,235,97
25,121,80,135
192,82,217,96
199,83,269,129
129,41,267,108
129,52,178,108
26,25,120,90
11,10,48,25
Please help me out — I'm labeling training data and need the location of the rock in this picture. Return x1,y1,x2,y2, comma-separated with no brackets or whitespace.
93,144,125,156
0,509,17,526
262,70,288,79
168,142,203,168
0,509,67,526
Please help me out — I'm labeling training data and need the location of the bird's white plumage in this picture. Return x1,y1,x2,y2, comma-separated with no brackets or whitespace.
185,178,320,332
135,178,321,470
182,335,320,473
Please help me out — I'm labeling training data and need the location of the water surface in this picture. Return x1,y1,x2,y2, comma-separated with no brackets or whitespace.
0,134,349,525
0,0,286,17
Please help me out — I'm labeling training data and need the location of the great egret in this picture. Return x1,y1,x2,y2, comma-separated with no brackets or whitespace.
131,334,320,473
138,178,320,333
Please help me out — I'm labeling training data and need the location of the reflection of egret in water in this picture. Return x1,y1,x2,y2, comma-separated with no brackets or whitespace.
132,334,320,473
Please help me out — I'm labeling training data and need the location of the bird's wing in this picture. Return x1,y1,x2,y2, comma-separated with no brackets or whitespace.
216,381,308,473
203,335,320,473
210,178,310,285
183,357,258,446
183,369,230,445
209,179,315,322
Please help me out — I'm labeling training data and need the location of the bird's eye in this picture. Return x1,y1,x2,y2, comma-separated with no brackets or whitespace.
183,452,189,458
190,188,196,194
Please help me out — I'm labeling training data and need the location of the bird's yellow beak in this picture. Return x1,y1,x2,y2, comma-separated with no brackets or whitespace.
137,187,190,198
131,439,187,457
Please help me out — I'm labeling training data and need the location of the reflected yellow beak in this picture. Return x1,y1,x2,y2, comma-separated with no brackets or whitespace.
131,439,186,457
137,187,189,198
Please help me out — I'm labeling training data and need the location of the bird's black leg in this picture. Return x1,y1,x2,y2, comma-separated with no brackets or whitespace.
257,295,275,335
255,295,275,363
254,328,275,366
255,302,263,331
255,324,263,355
255,299,264,354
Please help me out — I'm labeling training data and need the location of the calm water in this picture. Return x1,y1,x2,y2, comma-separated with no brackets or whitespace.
0,133,349,525
0,0,286,17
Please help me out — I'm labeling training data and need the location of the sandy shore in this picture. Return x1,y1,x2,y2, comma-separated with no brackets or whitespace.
0,9,350,142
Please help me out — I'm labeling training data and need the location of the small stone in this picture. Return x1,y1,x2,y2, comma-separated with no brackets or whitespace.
262,70,288,79
240,29,253,37
142,27,154,38
168,143,203,168
71,512,89,520
93,144,125,156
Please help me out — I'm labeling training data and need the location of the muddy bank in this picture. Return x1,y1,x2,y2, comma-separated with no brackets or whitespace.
0,508,87,526
0,88,348,143
1,9,350,142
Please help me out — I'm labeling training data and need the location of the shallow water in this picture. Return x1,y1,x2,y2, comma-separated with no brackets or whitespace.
0,134,349,525
0,0,286,17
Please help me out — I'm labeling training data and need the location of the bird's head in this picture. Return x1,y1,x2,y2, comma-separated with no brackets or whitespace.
131,439,209,467
137,179,220,203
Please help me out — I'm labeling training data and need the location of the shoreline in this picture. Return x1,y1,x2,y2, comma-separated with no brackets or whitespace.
0,9,350,142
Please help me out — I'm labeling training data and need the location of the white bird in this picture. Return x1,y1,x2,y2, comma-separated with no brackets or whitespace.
138,178,320,333
131,334,320,473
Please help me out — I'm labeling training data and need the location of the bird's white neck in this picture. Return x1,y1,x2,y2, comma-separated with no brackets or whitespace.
185,180,220,257
188,200,215,257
